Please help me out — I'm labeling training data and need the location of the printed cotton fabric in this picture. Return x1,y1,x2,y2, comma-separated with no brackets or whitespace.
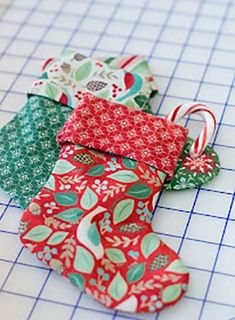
0,52,157,208
30,50,157,112
19,95,189,313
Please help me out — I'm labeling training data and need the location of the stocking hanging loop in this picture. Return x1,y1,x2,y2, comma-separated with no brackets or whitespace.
166,103,216,158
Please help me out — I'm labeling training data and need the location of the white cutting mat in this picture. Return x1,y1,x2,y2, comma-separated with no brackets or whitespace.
0,0,235,319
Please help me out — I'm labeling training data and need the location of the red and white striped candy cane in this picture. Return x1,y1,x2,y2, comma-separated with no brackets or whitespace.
166,103,216,158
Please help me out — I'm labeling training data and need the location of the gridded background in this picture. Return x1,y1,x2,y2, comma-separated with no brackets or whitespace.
0,0,235,319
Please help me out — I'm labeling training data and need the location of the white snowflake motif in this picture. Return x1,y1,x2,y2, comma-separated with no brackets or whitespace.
120,143,131,152
107,124,117,133
174,177,195,190
14,150,21,158
75,122,83,131
81,132,89,140
21,118,29,126
161,131,170,140
92,179,108,194
45,153,54,161
2,167,10,175
142,149,151,157
115,108,124,117
88,141,95,149
101,114,112,122
50,117,57,125
161,157,171,168
24,136,34,144
5,178,14,187
129,129,137,138
107,146,116,154
147,136,157,144
0,158,5,165
134,139,144,147
34,167,43,175
39,131,47,138
153,120,164,130
24,185,32,193
120,119,130,128
16,160,24,169
94,128,103,136
141,125,150,134
113,134,124,142
7,123,15,130
10,140,18,148
183,154,216,173
99,138,110,147
86,117,96,126
9,132,18,139
95,101,105,111
173,127,184,137
20,172,29,181
129,152,137,159
167,143,177,153
133,114,144,123
43,141,51,149
47,108,55,114
81,107,91,116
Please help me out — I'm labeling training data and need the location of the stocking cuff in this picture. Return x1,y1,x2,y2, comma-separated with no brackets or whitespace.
57,94,188,177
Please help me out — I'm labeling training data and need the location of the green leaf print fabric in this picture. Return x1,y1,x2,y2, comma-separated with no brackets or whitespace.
30,50,157,112
0,52,157,209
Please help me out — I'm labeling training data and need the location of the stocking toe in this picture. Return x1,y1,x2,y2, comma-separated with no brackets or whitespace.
90,231,189,313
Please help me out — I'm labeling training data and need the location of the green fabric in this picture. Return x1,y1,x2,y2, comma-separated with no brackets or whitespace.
163,138,220,191
0,96,71,208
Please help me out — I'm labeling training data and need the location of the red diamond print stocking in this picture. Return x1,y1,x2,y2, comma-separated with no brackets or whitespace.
19,94,190,313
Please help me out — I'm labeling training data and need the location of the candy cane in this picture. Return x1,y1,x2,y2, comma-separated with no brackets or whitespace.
166,103,216,158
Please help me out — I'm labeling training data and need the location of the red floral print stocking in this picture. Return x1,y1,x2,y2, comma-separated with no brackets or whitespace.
19,94,189,313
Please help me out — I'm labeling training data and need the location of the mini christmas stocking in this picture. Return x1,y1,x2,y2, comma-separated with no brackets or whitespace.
0,51,157,208
163,103,220,191
19,94,193,313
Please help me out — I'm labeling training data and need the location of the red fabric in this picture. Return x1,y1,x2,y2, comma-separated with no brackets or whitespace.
19,96,189,313
20,145,189,313
57,94,188,177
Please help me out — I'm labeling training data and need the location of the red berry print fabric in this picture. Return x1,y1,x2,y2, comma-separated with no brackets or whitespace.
19,95,189,313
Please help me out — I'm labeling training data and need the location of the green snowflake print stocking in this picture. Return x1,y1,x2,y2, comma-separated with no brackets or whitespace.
163,102,220,190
